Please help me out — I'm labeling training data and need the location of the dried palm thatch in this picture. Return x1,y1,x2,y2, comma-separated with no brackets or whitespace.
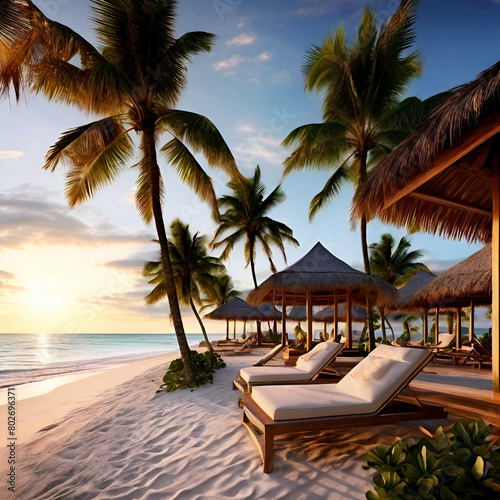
387,269,436,312
246,242,397,306
406,245,491,309
287,307,307,321
256,303,282,321
354,60,500,243
314,304,367,323
204,297,264,321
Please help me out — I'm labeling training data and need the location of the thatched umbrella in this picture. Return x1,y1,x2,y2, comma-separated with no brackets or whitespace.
314,304,367,322
287,306,307,321
256,303,282,338
354,59,500,391
205,297,264,340
247,242,397,349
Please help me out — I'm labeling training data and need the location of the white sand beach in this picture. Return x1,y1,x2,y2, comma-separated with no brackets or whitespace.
1,349,460,500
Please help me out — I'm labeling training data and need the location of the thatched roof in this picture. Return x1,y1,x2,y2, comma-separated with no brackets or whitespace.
314,304,367,323
355,60,500,243
389,269,436,312
256,303,282,320
246,242,397,306
204,297,264,321
407,245,492,308
287,307,307,321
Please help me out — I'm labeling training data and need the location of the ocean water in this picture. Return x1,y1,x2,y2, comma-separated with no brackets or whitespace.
0,333,225,388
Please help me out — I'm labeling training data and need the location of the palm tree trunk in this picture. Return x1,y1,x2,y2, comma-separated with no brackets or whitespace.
190,298,213,352
249,245,262,345
144,128,194,384
359,151,376,351
380,308,387,340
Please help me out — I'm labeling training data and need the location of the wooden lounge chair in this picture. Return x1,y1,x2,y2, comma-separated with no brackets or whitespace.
252,343,287,366
444,341,492,369
233,341,345,395
213,333,258,355
242,345,446,472
425,332,455,353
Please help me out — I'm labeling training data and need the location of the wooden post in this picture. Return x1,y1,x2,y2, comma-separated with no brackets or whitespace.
281,293,287,346
346,291,352,349
234,320,236,340
469,299,475,342
456,307,461,349
306,290,313,351
334,294,339,341
435,308,440,344
243,321,246,337
492,161,500,393
323,321,327,340
226,319,229,340
423,308,428,344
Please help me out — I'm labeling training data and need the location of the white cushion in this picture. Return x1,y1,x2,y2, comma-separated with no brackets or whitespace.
348,356,395,381
295,342,341,373
369,344,429,364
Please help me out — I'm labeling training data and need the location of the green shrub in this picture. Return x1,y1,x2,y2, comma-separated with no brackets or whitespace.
480,329,492,346
396,331,410,346
158,350,226,393
363,418,500,499
262,329,281,343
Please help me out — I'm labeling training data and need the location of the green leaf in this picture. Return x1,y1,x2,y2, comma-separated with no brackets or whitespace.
471,456,484,481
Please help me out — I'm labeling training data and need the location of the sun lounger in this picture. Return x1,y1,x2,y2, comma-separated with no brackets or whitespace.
252,343,287,366
233,341,344,394
425,332,455,353
214,333,258,355
242,345,446,472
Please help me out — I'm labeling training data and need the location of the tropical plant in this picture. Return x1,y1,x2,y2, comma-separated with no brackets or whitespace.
282,0,424,350
201,274,241,340
143,219,226,352
369,233,426,339
159,350,226,392
0,0,242,383
212,165,299,289
363,418,500,499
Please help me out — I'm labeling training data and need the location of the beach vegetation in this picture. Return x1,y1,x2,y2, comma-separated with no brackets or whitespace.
0,0,243,383
144,219,227,352
363,418,500,499
159,350,226,392
212,165,299,290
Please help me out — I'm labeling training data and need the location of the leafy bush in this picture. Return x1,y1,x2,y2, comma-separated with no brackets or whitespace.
480,329,492,346
158,350,226,393
396,331,410,346
363,418,500,499
262,328,281,343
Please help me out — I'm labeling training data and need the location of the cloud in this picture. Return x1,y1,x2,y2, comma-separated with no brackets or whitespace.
214,54,245,72
270,71,292,84
234,136,286,169
227,33,255,46
0,270,15,280
295,0,352,16
422,257,463,276
256,52,272,62
0,151,24,159
0,184,154,249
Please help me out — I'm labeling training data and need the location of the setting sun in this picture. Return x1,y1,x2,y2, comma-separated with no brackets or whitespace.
26,277,67,312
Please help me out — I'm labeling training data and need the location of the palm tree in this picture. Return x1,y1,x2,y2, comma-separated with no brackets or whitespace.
143,219,226,352
201,274,241,340
212,165,299,289
369,233,425,339
282,0,422,349
0,0,242,383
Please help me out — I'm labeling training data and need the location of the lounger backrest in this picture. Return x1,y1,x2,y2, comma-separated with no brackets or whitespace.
436,333,455,347
294,342,342,376
336,345,432,408
253,343,286,366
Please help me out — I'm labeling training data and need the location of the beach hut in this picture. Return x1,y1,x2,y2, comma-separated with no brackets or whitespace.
355,59,500,391
246,242,397,350
287,307,307,321
314,304,367,341
205,297,264,340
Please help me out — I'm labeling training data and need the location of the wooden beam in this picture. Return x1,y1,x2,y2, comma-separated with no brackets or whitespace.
469,300,475,342
346,291,352,349
407,192,491,217
423,308,428,344
306,290,313,352
492,158,500,393
453,164,492,180
383,114,500,210
334,294,338,341
281,292,287,346
456,307,462,349
436,308,440,344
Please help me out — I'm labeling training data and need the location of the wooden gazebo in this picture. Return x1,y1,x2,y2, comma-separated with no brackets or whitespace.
246,242,397,350
356,60,500,391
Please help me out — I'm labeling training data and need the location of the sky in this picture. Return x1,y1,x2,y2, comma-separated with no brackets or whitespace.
1,0,498,334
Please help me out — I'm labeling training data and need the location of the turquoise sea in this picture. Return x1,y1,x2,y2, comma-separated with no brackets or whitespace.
0,333,225,388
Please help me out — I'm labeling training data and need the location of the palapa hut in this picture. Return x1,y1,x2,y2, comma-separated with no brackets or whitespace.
314,304,367,341
287,306,307,321
408,245,492,347
205,297,264,340
246,242,397,350
355,59,500,391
